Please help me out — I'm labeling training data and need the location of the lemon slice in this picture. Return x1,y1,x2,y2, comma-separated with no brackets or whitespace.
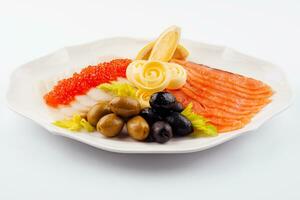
149,26,181,62
136,42,154,60
136,41,189,61
172,44,189,60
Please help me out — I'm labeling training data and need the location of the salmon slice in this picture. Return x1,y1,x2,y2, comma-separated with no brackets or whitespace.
184,64,272,96
169,89,251,122
182,84,265,114
211,124,246,133
186,80,270,109
180,87,260,122
185,66,273,99
187,78,271,106
174,59,272,91
173,60,273,98
207,116,250,127
168,60,273,133
170,89,251,132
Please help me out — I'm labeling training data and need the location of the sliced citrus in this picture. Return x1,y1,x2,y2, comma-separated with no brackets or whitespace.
135,42,154,60
136,42,189,60
149,26,181,62
172,44,189,60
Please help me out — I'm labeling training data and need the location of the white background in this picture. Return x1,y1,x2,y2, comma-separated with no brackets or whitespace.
0,0,299,199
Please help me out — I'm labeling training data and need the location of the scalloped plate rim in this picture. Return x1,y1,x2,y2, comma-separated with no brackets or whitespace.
6,37,293,154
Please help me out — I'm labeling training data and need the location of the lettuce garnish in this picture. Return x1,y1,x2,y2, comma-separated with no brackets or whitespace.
80,118,95,132
97,82,137,98
53,114,95,132
181,103,218,137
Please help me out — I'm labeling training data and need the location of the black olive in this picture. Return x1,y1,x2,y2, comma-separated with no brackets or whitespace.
145,132,155,142
140,107,162,125
149,92,176,110
165,112,193,137
152,107,171,118
171,102,184,112
151,121,173,144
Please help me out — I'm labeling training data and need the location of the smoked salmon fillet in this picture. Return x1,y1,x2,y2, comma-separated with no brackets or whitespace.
186,72,272,100
175,60,272,91
184,63,273,96
169,90,250,132
168,60,273,133
183,83,266,112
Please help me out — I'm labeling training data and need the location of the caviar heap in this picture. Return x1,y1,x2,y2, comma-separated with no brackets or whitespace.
44,59,131,107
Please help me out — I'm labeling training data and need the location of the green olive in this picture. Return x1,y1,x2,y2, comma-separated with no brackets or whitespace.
87,101,111,126
127,116,149,141
97,113,124,137
110,97,141,118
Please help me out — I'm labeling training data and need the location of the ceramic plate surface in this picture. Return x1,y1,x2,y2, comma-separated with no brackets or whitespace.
7,37,293,153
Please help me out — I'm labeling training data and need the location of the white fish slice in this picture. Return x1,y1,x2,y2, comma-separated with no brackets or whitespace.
75,95,98,107
70,101,90,112
86,88,113,102
58,106,78,117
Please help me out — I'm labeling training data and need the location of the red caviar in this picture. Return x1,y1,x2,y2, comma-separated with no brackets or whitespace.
44,59,132,107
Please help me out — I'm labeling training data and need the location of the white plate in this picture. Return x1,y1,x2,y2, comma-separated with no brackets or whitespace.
6,37,293,153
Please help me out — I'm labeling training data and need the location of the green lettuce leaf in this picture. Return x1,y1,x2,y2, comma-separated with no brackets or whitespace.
97,82,137,98
181,103,218,137
80,118,95,132
53,114,94,132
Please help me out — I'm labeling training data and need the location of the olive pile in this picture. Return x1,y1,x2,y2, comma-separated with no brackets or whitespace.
140,92,193,143
87,92,193,144
87,96,149,141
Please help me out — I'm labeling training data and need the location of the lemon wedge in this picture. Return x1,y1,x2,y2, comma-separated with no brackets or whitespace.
148,26,181,62
136,42,154,60
136,41,189,61
172,44,189,60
